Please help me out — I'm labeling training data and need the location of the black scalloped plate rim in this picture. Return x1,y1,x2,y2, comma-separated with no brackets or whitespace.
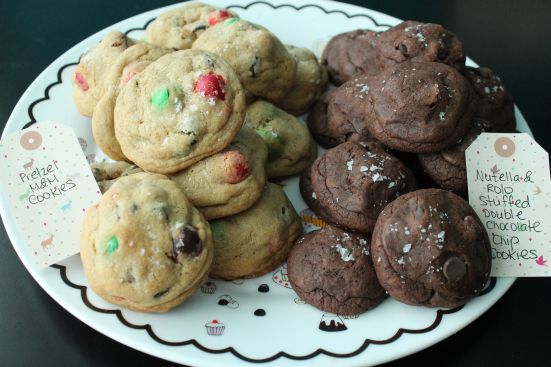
20,0,497,363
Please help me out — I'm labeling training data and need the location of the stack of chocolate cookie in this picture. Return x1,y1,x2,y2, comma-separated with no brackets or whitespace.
288,20,511,316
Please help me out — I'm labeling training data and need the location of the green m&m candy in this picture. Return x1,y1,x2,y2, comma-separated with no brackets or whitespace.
105,235,119,253
151,87,169,109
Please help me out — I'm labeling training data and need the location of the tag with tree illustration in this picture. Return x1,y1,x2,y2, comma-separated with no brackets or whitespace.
0,122,101,267
466,133,551,276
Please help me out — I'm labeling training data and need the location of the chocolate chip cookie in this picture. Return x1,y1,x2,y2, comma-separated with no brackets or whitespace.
92,42,172,161
80,172,214,312
192,19,296,101
209,183,302,279
371,188,491,308
73,31,134,116
244,100,317,178
90,161,143,193
274,45,328,116
170,127,268,220
288,225,386,315
144,3,238,50
114,49,246,174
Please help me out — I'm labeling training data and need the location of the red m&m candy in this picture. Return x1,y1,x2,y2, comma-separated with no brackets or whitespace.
193,73,226,101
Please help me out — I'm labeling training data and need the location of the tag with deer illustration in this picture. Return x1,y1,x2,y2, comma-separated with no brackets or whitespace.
466,133,551,276
0,122,101,267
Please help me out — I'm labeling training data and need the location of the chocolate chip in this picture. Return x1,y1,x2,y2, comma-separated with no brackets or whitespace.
193,24,207,33
258,284,269,293
172,226,202,257
443,257,467,282
153,288,170,298
254,308,266,316
249,56,259,77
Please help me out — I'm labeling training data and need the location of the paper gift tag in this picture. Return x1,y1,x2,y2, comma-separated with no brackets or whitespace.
466,133,551,276
0,122,101,267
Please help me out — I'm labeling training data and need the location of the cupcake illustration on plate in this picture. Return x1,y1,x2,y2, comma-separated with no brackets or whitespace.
200,281,217,294
205,320,225,336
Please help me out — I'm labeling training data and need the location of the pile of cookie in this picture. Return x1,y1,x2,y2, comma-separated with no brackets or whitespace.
75,3,515,315
77,3,325,312
289,21,515,315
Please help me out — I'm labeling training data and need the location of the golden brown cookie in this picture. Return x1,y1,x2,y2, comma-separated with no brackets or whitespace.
114,49,246,174
208,183,302,279
80,172,213,312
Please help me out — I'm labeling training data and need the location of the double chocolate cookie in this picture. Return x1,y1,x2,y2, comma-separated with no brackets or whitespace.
365,61,474,153
371,189,491,308
301,142,417,233
306,88,341,149
321,29,382,85
376,20,465,71
417,118,490,193
463,66,516,132
326,74,375,144
288,225,386,315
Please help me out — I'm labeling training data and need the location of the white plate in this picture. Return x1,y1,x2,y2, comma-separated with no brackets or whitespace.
0,0,527,366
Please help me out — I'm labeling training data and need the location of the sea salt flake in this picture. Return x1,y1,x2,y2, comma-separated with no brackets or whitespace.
403,243,412,253
360,166,369,172
312,192,317,200
346,159,354,171
439,112,446,121
335,244,355,262
397,256,405,265
388,182,396,188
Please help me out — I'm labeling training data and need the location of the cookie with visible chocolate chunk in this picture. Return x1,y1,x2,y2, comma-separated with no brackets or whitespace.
305,142,417,233
92,42,172,161
144,3,238,50
417,118,490,193
80,172,213,312
244,100,317,178
306,88,341,149
209,183,302,280
170,127,268,220
365,61,474,153
463,66,516,132
376,20,465,71
371,188,491,308
274,45,328,116
287,225,386,315
192,19,296,101
114,49,246,174
90,161,143,193
73,31,134,116
321,29,382,86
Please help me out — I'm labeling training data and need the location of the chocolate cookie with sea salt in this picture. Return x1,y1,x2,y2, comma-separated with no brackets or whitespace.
288,225,386,315
306,88,341,149
417,118,490,193
321,29,382,86
365,61,474,153
305,142,417,234
371,188,491,308
463,66,516,133
376,20,465,71
326,74,376,145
